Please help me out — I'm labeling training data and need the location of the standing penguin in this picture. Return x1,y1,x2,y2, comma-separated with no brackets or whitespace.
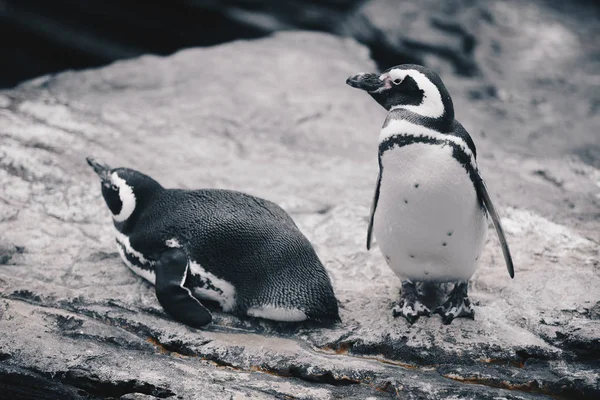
87,157,339,328
346,65,514,324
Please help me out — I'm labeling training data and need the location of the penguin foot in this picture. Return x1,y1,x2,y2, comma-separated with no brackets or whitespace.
392,281,431,324
434,281,474,325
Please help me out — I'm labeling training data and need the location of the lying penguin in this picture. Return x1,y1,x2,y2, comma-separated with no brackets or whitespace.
346,65,514,324
87,157,339,328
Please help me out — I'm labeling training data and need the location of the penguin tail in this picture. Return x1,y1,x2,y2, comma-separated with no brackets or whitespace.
303,288,341,326
300,259,341,325
305,310,341,326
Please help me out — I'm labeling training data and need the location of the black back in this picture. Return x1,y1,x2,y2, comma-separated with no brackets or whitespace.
121,186,339,321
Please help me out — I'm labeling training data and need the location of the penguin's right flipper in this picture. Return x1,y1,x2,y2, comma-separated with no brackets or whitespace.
473,172,515,279
154,248,212,328
367,166,382,250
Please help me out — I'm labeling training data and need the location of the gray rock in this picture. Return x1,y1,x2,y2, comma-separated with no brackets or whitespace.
360,0,600,169
0,29,598,399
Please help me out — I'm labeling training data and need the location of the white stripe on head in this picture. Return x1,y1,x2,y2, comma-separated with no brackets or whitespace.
380,119,477,170
382,69,445,118
111,172,136,222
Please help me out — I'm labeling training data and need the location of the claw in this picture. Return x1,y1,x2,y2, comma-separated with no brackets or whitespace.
392,302,430,323
434,282,475,324
392,281,431,323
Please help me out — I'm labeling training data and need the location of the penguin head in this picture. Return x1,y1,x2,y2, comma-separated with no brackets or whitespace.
346,64,453,120
87,157,162,223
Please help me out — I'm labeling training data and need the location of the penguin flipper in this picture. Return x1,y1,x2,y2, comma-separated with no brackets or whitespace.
154,248,213,328
473,171,515,278
367,166,382,250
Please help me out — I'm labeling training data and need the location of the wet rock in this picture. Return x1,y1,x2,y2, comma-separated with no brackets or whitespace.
0,29,598,399
0,244,24,265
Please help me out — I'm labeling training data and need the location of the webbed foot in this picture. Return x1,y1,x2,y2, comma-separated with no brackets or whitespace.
392,281,431,324
434,281,474,324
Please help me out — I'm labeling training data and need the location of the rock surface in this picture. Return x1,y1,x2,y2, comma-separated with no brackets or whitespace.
0,28,599,400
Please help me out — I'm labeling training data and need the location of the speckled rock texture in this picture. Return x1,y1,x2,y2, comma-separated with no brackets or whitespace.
0,5,599,399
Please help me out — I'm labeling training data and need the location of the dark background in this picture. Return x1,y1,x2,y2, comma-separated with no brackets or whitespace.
0,0,469,89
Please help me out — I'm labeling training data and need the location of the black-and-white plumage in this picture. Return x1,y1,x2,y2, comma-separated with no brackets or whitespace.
87,158,340,328
347,64,514,324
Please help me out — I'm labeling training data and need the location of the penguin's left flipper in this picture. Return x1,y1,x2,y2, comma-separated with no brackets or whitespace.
154,248,213,328
473,171,515,278
366,167,382,250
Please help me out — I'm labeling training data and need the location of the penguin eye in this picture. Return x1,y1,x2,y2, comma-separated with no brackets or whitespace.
111,184,119,191
392,78,402,85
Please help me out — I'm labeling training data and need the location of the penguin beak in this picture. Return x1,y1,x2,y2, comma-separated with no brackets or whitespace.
346,72,386,92
86,156,111,182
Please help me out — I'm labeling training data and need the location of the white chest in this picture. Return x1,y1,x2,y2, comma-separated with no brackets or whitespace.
374,143,487,282
114,231,157,284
